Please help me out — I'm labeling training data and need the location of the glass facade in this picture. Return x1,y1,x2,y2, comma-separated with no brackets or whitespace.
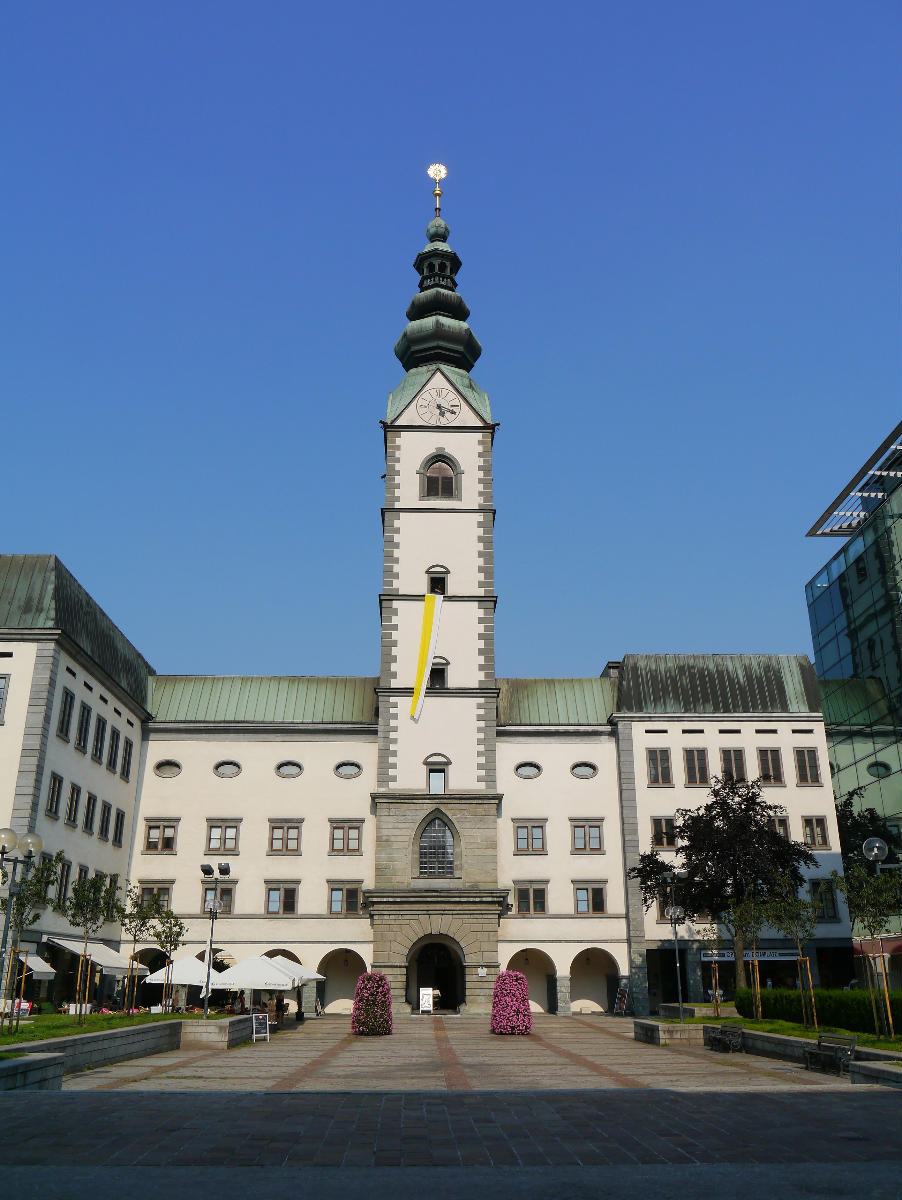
806,460,902,838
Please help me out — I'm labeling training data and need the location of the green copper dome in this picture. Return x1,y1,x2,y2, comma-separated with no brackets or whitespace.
393,218,482,372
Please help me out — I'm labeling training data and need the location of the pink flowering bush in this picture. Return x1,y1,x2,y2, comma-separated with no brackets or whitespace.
351,971,393,1036
490,969,532,1035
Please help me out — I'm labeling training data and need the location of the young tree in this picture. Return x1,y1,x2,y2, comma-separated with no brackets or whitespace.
831,863,902,1036
0,852,63,1028
628,777,817,989
120,884,163,1009
766,883,820,1026
150,909,187,1011
57,874,122,1023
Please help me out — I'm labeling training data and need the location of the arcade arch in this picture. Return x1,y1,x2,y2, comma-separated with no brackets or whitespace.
569,948,621,1013
506,948,557,1013
406,934,465,1011
316,948,367,1013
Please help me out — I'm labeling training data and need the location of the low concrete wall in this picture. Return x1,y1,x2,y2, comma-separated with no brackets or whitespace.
181,1015,252,1048
659,1003,738,1020
0,1052,65,1091
634,1019,706,1046
13,1020,182,1077
850,1059,902,1089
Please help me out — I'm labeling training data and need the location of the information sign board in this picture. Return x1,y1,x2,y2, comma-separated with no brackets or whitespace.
419,987,434,1013
252,1012,270,1042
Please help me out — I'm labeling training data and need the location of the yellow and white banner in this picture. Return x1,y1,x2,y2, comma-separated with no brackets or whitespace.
410,593,443,721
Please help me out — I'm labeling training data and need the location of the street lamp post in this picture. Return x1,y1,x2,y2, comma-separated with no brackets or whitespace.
200,862,230,1019
662,871,685,1023
0,828,44,1021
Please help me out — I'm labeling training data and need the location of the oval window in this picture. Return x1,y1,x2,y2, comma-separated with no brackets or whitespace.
213,760,241,779
867,761,892,779
153,759,182,778
514,762,541,779
275,760,303,779
571,762,598,779
335,761,362,779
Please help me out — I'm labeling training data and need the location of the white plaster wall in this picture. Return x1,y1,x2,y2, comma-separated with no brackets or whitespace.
395,429,483,508
394,598,482,687
390,696,479,789
395,512,483,594
627,715,850,944
0,640,37,824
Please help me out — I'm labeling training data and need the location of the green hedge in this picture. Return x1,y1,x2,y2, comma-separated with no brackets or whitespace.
734,987,901,1033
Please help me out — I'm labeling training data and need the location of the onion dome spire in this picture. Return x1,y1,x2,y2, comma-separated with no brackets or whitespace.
393,165,482,373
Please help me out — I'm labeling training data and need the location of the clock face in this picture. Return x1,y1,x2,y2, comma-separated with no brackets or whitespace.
416,386,462,425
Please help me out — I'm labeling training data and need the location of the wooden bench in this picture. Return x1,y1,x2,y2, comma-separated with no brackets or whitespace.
708,1023,743,1053
803,1034,856,1076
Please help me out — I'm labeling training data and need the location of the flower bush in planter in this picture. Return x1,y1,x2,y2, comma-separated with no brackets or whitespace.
351,971,393,1036
490,969,532,1035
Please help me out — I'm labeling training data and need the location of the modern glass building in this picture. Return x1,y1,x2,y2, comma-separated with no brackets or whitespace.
805,421,902,844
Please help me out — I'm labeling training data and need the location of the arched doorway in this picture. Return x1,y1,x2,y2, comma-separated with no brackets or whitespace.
316,948,367,1013
570,948,620,1013
506,949,557,1013
406,936,465,1011
134,946,167,1008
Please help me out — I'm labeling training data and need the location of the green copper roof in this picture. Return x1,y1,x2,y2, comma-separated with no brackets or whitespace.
0,555,153,710
386,363,491,424
497,678,618,725
616,654,821,714
150,675,378,724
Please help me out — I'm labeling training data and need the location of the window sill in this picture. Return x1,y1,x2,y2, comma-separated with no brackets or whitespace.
91,755,103,765
74,745,88,755
45,811,60,821
328,851,364,856
647,783,675,788
56,734,70,744
513,850,548,856
797,782,825,787
64,820,77,829
571,849,605,855
266,850,302,857
206,850,240,856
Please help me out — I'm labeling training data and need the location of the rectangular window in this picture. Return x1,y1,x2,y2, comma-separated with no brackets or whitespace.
683,748,709,787
91,715,107,763
570,822,604,853
795,748,822,785
574,884,606,914
75,702,92,752
98,801,112,841
202,885,233,914
57,688,75,739
720,748,747,782
515,885,547,914
107,727,120,772
145,822,177,852
803,817,829,849
767,816,790,839
112,809,125,847
810,879,838,921
514,823,546,852
428,767,446,793
83,793,97,834
329,885,360,915
65,783,81,826
57,860,71,905
428,574,446,595
330,823,362,854
647,748,672,786
207,823,239,852
120,737,134,782
0,675,7,722
46,772,63,818
269,823,302,854
758,748,784,785
266,885,298,915
140,884,170,908
651,817,676,848
77,864,90,885
427,666,447,689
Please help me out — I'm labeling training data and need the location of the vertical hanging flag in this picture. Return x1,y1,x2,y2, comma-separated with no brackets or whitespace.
410,593,443,721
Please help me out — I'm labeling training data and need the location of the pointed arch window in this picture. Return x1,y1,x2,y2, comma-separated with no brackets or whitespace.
419,817,454,877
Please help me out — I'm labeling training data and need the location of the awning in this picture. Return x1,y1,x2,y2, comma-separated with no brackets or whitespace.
214,955,299,991
854,937,902,957
18,953,55,980
145,956,216,988
47,937,149,977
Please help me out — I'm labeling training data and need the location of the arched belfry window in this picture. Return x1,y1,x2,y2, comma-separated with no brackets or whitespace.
418,451,462,501
419,817,454,877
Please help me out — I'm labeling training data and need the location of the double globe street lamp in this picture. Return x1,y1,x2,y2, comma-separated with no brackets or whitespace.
200,862,230,1018
0,827,44,1015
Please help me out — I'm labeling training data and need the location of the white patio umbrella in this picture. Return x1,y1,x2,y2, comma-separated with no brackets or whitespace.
144,956,218,988
213,955,303,991
267,955,324,985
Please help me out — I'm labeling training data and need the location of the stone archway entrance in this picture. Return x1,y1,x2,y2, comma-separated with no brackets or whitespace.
570,948,621,1013
406,937,465,1012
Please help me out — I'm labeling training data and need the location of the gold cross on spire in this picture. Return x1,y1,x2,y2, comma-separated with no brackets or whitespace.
427,163,447,216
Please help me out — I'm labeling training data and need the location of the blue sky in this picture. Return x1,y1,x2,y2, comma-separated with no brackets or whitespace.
2,3,899,678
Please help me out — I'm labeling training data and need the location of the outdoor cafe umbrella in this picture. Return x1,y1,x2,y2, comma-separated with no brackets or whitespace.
144,956,216,988
266,955,324,985
213,955,307,991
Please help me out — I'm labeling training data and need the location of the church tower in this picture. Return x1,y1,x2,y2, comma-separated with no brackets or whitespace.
367,168,508,1013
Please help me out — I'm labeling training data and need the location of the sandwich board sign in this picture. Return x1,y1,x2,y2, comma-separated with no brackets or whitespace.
252,1012,270,1042
419,987,434,1013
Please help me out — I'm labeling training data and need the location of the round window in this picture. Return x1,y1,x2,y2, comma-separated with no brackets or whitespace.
514,762,541,779
335,761,362,779
213,760,241,779
275,760,303,779
153,759,182,778
867,761,892,779
571,762,598,779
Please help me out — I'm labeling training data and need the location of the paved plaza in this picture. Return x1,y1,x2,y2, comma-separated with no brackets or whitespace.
1,1016,899,1197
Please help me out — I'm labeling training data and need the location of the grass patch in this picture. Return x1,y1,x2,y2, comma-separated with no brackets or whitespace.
657,1014,902,1053
0,1011,229,1048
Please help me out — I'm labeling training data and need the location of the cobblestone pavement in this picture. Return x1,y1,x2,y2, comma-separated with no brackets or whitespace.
2,1016,898,1197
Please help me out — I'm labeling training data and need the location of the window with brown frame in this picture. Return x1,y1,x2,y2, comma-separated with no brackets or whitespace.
515,884,547,914
571,822,604,853
647,748,672,786
810,879,838,921
795,748,822,785
574,884,606,914
269,822,301,854
64,784,81,826
803,816,829,848
266,885,297,915
758,748,784,784
720,748,746,782
140,884,171,908
145,822,177,853
651,817,676,848
425,459,455,498
329,884,360,915
202,884,233,914
683,748,709,786
207,822,240,853
514,822,546,853
767,816,790,839
330,823,362,854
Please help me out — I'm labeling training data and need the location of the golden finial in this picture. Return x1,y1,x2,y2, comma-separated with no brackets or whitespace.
427,163,447,216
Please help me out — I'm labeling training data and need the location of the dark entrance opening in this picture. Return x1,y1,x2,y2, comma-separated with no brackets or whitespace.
414,942,461,1011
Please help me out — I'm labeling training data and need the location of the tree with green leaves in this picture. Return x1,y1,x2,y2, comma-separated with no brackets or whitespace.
834,788,899,874
831,862,902,1036
766,883,820,1026
150,908,187,1011
120,884,163,1009
0,851,63,1028
628,777,817,990
57,873,122,1023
